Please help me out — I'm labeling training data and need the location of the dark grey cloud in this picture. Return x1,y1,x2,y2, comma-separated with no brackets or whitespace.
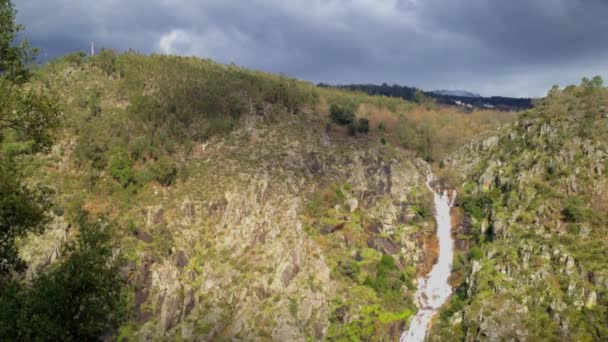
14,0,608,97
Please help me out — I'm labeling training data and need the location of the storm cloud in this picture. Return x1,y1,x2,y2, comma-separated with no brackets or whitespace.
15,0,608,97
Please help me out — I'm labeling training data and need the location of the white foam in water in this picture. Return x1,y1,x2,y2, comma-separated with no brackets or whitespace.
401,177,454,342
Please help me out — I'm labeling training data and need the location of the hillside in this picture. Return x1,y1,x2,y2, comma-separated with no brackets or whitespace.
5,1,608,341
430,81,608,341
318,83,534,111
2,51,515,341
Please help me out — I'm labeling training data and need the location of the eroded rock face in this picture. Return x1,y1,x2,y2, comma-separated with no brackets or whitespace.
124,119,431,341
146,205,165,227
19,214,70,281
152,261,182,335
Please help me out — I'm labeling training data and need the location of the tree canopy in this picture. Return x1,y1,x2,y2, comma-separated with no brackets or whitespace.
0,0,60,276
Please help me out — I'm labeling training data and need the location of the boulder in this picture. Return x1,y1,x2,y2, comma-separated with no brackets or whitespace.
345,197,358,212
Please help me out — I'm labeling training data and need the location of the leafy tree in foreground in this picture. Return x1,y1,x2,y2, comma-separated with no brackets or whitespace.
0,0,37,83
0,213,126,340
0,0,60,276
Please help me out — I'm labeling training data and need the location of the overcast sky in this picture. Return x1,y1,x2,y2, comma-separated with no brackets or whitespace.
14,0,608,97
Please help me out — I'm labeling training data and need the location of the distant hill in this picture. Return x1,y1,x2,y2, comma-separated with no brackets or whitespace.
319,83,534,111
431,90,481,98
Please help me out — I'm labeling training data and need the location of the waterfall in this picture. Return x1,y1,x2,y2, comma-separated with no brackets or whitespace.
401,177,455,342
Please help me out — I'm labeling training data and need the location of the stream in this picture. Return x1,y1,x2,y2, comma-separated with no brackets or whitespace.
400,177,455,342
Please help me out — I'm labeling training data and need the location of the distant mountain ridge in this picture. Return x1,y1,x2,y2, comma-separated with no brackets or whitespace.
319,83,534,111
431,90,481,98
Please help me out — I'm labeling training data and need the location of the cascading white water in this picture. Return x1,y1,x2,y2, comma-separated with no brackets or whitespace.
401,178,455,342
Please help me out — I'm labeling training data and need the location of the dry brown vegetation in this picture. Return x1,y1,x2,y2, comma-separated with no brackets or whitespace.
315,86,518,162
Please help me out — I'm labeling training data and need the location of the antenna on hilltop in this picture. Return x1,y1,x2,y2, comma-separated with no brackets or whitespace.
90,41,95,56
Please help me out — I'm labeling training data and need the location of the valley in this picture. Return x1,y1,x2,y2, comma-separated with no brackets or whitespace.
2,2,607,339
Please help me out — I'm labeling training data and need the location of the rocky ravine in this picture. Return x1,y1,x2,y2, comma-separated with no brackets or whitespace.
22,112,438,341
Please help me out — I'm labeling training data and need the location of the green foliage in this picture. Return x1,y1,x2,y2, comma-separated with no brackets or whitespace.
288,298,299,318
337,260,360,279
0,159,51,275
0,0,37,83
90,49,120,76
468,246,483,261
75,134,108,170
458,193,493,220
305,184,346,218
0,213,127,340
150,156,178,186
347,122,357,136
413,199,433,220
0,82,61,152
327,303,412,341
397,119,436,161
364,254,405,300
562,197,593,223
329,104,355,125
581,75,604,89
380,254,396,268
357,118,369,133
63,51,88,67
438,287,467,322
109,149,136,187
327,304,376,340
0,0,60,275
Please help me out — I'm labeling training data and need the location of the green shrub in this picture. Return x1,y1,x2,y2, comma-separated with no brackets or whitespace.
468,246,483,260
91,49,119,76
288,298,299,318
128,135,155,161
563,197,593,223
330,104,355,125
348,122,357,136
75,138,107,170
150,157,178,186
0,213,127,340
357,118,370,133
338,260,360,279
109,150,135,187
413,200,433,220
459,193,493,220
380,254,396,268
63,51,88,67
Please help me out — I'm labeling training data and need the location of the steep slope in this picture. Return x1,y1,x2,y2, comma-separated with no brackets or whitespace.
431,83,608,341
17,52,447,341
13,50,520,340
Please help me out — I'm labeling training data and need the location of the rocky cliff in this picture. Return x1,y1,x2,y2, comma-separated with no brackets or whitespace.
16,52,447,341
431,83,608,341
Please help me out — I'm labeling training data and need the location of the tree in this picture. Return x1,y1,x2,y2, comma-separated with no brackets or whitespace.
0,0,60,277
0,161,51,274
0,213,126,340
0,0,37,83
0,4,126,339
591,75,604,88
581,75,604,89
